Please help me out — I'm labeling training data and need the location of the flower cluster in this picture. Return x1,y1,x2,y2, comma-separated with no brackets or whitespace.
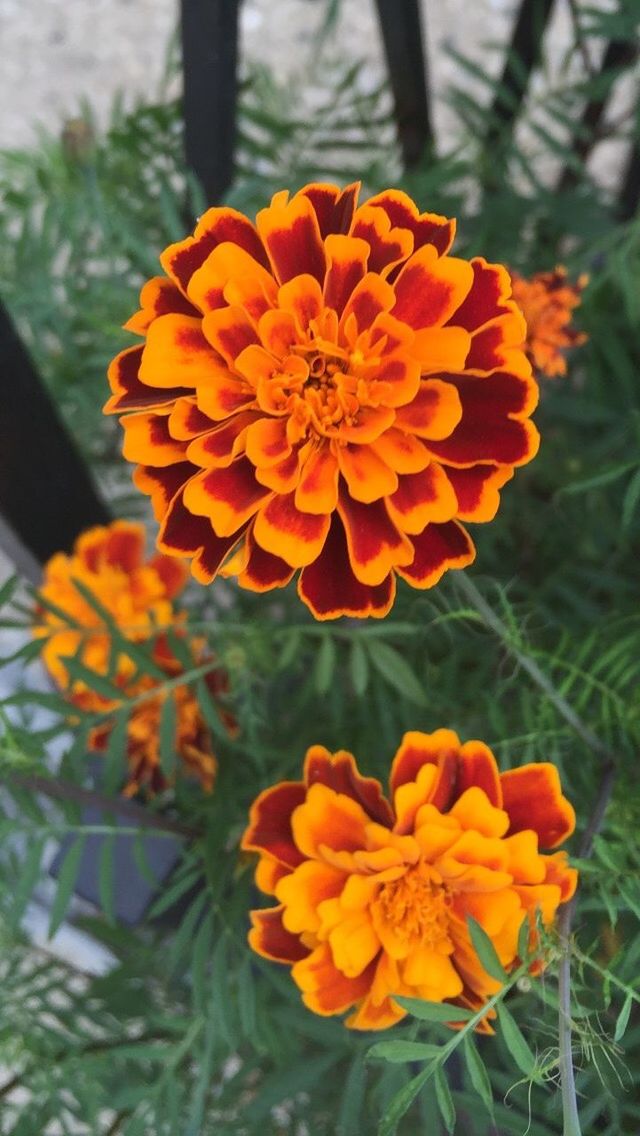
511,266,588,379
242,731,577,1030
34,521,232,796
106,183,539,619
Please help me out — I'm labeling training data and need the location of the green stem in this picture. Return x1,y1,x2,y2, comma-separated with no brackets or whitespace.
456,572,619,1136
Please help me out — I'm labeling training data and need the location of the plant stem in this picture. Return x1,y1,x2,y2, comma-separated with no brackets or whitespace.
456,574,614,765
456,572,619,1136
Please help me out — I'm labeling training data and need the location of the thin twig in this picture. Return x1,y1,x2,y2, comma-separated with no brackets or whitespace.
456,574,615,765
3,771,198,839
456,572,618,1136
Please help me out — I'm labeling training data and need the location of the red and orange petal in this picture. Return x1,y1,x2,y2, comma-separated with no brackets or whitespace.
107,183,539,618
243,731,576,1031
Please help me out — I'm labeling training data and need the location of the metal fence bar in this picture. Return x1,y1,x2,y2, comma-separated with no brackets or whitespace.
374,0,433,167
0,301,109,566
180,0,240,207
486,0,555,147
559,38,639,192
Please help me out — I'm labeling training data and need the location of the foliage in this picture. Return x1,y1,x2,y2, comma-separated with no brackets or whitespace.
1,2,640,1133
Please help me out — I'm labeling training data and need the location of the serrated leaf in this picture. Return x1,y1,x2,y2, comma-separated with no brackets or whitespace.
48,835,86,937
368,1040,442,1063
463,1034,494,1117
614,992,633,1043
11,837,45,929
393,996,473,1023
467,916,508,982
314,635,336,695
349,639,369,696
64,655,124,702
368,643,426,705
434,1065,456,1134
497,1002,539,1079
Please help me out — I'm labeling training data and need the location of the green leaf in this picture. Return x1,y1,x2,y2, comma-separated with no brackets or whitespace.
379,1062,437,1136
622,467,640,532
349,638,369,696
368,1040,442,1064
466,916,508,982
614,992,633,1043
462,1034,494,1117
11,837,45,929
0,574,18,610
556,461,637,498
314,635,336,695
337,1055,367,1136
64,655,124,702
393,996,473,1023
434,1066,456,1134
158,694,177,778
517,913,531,962
98,833,116,923
103,706,129,794
48,835,86,937
497,1002,539,1079
368,643,426,706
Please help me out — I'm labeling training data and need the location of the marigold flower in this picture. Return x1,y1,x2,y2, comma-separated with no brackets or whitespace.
242,730,577,1031
34,521,233,796
106,184,539,619
34,520,187,697
88,635,233,798
511,266,587,379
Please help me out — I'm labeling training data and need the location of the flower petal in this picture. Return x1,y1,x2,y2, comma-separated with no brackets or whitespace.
448,787,510,839
277,274,324,332
339,273,395,338
139,314,221,388
253,492,330,567
186,241,276,315
393,379,463,440
389,728,461,798
386,465,458,533
186,411,259,468
337,444,398,504
292,782,371,860
411,326,471,373
444,465,513,522
124,276,199,334
242,780,307,867
256,193,327,285
224,527,295,591
392,246,473,330
161,206,268,293
369,429,430,474
397,521,475,588
295,444,340,514
456,741,502,807
292,942,375,1016
248,906,309,963
202,306,259,366
105,346,190,414
466,312,529,377
298,515,396,620
425,372,539,468
303,745,394,826
167,397,215,441
338,490,413,585
449,258,513,333
121,411,187,466
501,764,576,849
350,204,414,276
276,860,346,935
133,462,197,522
299,181,360,238
157,486,245,584
245,416,292,469
184,457,272,536
323,234,369,315
366,189,455,258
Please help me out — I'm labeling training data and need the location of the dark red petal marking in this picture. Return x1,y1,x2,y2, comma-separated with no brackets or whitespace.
448,258,512,332
249,906,309,963
243,781,307,867
300,181,360,238
298,514,395,620
304,748,394,826
105,346,190,414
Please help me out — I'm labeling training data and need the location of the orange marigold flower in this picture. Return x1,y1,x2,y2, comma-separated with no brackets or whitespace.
242,730,577,1031
88,636,233,798
34,520,188,698
106,184,539,619
511,266,588,379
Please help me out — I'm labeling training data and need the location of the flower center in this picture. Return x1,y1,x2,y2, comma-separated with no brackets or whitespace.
376,864,451,950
